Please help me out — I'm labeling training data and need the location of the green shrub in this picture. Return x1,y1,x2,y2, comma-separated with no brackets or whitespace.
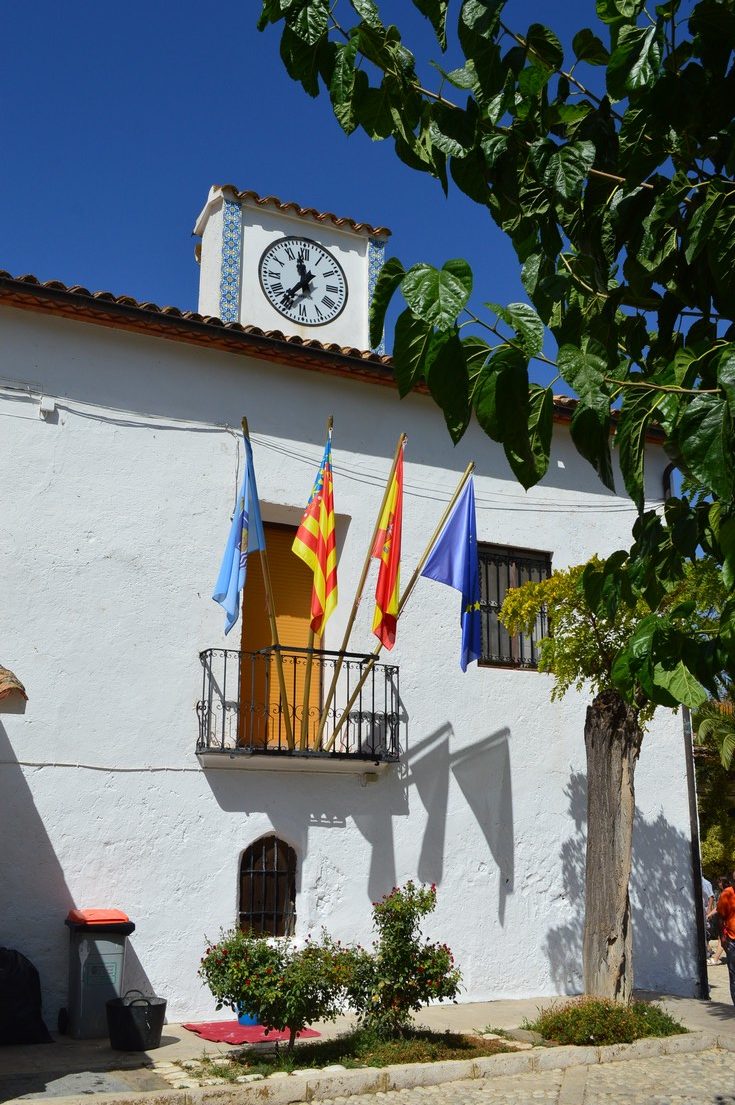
525,998,686,1046
339,882,461,1038
198,930,346,1052
199,883,461,1046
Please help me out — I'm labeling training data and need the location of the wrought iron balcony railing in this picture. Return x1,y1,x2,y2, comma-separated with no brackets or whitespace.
196,647,401,764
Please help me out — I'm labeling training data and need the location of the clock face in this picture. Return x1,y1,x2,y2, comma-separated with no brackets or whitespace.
259,236,348,327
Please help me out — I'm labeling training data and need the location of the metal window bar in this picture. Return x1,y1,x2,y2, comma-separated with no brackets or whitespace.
478,546,551,668
239,836,296,937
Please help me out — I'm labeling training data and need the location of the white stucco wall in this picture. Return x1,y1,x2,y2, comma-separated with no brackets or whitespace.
0,304,700,1024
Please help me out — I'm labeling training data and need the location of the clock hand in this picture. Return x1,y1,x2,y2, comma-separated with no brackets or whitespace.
281,277,305,303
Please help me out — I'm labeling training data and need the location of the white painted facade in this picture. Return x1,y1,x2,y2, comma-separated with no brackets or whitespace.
0,197,700,1026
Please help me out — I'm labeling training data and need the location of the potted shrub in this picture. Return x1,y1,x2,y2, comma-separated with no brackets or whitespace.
199,930,345,1053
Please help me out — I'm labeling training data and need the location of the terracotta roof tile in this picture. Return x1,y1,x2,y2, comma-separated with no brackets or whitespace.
218,185,391,239
0,269,392,369
0,268,662,439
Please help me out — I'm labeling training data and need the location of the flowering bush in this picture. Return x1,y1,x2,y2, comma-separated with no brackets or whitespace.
340,882,461,1038
199,883,461,1046
198,930,346,1052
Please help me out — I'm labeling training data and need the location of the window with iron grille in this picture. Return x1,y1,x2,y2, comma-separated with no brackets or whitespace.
239,835,296,937
479,545,552,668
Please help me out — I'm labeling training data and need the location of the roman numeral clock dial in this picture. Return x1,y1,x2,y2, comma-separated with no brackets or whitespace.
259,237,348,327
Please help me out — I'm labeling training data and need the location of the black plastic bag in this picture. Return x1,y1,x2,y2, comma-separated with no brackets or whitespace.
0,947,52,1044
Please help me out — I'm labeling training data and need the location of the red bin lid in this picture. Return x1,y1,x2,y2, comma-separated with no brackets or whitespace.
66,908,131,925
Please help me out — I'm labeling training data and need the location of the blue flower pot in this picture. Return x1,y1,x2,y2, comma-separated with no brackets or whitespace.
236,1005,260,1026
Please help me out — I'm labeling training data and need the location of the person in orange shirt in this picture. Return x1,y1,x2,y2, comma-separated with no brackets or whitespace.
717,883,735,1004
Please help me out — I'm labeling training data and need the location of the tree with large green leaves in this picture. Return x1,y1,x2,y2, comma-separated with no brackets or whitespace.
259,0,735,997
501,555,723,998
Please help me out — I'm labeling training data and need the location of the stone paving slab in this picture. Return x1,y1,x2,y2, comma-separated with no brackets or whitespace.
2,963,733,1103
4,1037,735,1105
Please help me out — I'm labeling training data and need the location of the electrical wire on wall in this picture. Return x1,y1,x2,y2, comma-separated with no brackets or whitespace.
0,378,663,515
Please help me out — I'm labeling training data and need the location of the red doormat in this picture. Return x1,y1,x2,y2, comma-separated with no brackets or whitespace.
182,1021,320,1045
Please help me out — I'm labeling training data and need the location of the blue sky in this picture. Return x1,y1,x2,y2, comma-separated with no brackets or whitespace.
2,2,600,385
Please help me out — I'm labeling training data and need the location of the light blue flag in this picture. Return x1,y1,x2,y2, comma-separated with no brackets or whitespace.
420,476,482,671
212,434,266,635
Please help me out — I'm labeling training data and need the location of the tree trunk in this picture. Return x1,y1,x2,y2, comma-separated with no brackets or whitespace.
287,1026,297,1053
583,689,643,1002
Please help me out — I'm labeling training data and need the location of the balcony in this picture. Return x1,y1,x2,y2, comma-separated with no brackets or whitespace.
196,647,401,774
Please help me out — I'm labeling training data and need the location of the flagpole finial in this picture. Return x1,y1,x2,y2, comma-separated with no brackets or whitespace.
327,415,334,433
241,416,250,438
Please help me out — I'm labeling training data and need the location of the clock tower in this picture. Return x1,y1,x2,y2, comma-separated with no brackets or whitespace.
193,185,390,353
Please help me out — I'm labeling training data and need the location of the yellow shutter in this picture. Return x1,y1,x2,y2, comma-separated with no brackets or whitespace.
239,523,320,748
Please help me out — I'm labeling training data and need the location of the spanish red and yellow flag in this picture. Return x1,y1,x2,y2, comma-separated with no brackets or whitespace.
372,449,404,650
292,434,338,636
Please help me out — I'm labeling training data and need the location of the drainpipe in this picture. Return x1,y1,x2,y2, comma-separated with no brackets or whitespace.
682,706,709,999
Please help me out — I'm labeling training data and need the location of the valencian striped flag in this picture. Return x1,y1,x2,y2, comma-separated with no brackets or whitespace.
212,433,266,635
371,449,404,649
292,433,338,635
420,476,482,671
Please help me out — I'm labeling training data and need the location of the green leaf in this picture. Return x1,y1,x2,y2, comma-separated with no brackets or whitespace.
721,595,735,669
473,348,528,444
684,182,725,265
330,36,360,135
676,395,735,502
279,25,323,96
616,388,664,513
718,347,735,422
519,63,551,97
544,141,596,200
411,0,449,49
720,514,735,591
557,344,606,396
571,408,614,490
652,660,708,710
424,329,471,443
572,28,610,65
369,256,406,349
525,23,563,70
479,134,507,169
450,148,489,205
257,0,283,32
392,309,433,398
487,301,545,357
607,25,662,101
287,0,329,44
355,83,394,139
400,260,473,328
350,0,383,28
561,352,614,489
596,0,645,23
708,201,735,317
611,649,635,698
523,384,553,484
463,335,493,380
429,103,475,158
459,0,503,45
431,59,478,89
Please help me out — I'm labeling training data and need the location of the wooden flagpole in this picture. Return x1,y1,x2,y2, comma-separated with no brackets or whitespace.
315,432,407,750
323,461,475,754
299,415,333,750
243,417,294,751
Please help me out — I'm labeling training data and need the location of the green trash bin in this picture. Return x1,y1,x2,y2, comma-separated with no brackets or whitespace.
63,910,135,1039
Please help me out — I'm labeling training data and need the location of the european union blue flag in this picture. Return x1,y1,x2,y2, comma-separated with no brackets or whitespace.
212,433,266,635
420,476,481,671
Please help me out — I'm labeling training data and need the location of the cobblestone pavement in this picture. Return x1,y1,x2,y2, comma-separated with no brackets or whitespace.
313,1051,735,1105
